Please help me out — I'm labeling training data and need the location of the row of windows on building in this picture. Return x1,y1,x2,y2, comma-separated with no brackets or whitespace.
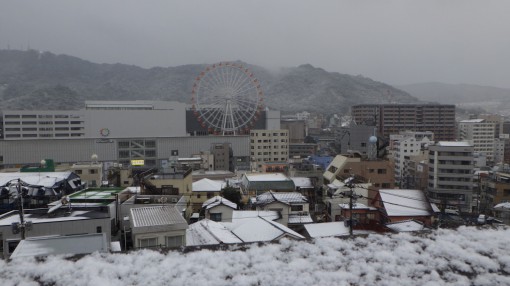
250,132,288,137
138,235,184,248
4,121,84,125
5,133,84,138
251,139,288,143
4,114,81,119
5,127,84,131
251,145,288,149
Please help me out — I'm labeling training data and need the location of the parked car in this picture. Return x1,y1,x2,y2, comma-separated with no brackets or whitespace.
477,214,486,224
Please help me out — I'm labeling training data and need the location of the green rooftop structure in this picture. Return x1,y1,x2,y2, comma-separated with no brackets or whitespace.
48,187,126,207
20,159,55,172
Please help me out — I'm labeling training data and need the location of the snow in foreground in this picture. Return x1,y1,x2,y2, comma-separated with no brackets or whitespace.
1,226,510,286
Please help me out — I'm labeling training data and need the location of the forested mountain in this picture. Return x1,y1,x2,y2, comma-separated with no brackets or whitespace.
0,50,418,114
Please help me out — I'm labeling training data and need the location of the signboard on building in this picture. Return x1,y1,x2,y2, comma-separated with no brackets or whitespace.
131,159,145,166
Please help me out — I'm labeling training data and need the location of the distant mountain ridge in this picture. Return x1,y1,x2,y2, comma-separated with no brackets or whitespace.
397,82,510,116
0,49,418,114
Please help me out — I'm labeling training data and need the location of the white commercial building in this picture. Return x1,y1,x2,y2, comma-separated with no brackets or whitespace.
249,129,289,172
458,119,496,162
0,100,282,169
427,141,474,213
390,131,434,185
2,101,187,140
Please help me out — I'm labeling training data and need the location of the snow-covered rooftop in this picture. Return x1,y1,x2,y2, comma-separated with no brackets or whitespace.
494,202,510,209
254,191,308,206
379,189,431,217
232,210,280,221
304,222,350,238
192,178,225,192
0,210,108,226
202,196,237,210
290,177,313,189
10,233,108,258
186,219,243,246
460,119,485,123
437,141,472,147
386,220,426,232
224,217,304,242
244,173,291,182
0,171,74,188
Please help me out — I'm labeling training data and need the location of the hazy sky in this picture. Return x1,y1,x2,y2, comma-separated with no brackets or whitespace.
1,0,510,88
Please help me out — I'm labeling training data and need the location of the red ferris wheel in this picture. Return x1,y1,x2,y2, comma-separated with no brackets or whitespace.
191,62,264,135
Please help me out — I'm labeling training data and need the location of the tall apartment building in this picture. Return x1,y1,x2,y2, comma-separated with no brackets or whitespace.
250,129,289,172
476,114,505,138
427,142,474,213
458,119,496,162
351,104,456,141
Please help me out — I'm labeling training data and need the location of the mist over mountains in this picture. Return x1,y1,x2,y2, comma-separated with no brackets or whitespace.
398,82,510,116
0,50,420,114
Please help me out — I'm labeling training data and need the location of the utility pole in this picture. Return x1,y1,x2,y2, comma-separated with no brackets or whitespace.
17,179,26,240
11,179,32,240
340,175,361,237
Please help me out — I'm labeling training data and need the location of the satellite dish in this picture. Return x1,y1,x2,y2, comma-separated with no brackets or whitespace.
159,197,168,204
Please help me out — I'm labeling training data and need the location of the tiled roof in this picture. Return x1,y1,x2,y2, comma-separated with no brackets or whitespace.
379,189,431,217
202,196,237,210
288,214,314,224
131,206,187,228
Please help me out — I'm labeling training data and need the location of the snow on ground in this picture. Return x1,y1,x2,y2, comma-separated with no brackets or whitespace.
1,226,510,286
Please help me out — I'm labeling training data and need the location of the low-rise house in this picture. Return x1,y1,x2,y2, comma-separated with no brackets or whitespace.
202,196,237,222
323,155,395,189
48,187,128,233
140,168,192,198
120,194,190,230
492,202,510,224
373,189,433,226
339,203,379,225
252,191,313,229
0,207,111,258
70,162,103,188
130,206,188,249
191,178,225,213
187,216,304,246
240,173,295,197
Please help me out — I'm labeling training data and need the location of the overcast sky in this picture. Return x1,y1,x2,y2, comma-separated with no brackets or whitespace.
1,0,510,88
